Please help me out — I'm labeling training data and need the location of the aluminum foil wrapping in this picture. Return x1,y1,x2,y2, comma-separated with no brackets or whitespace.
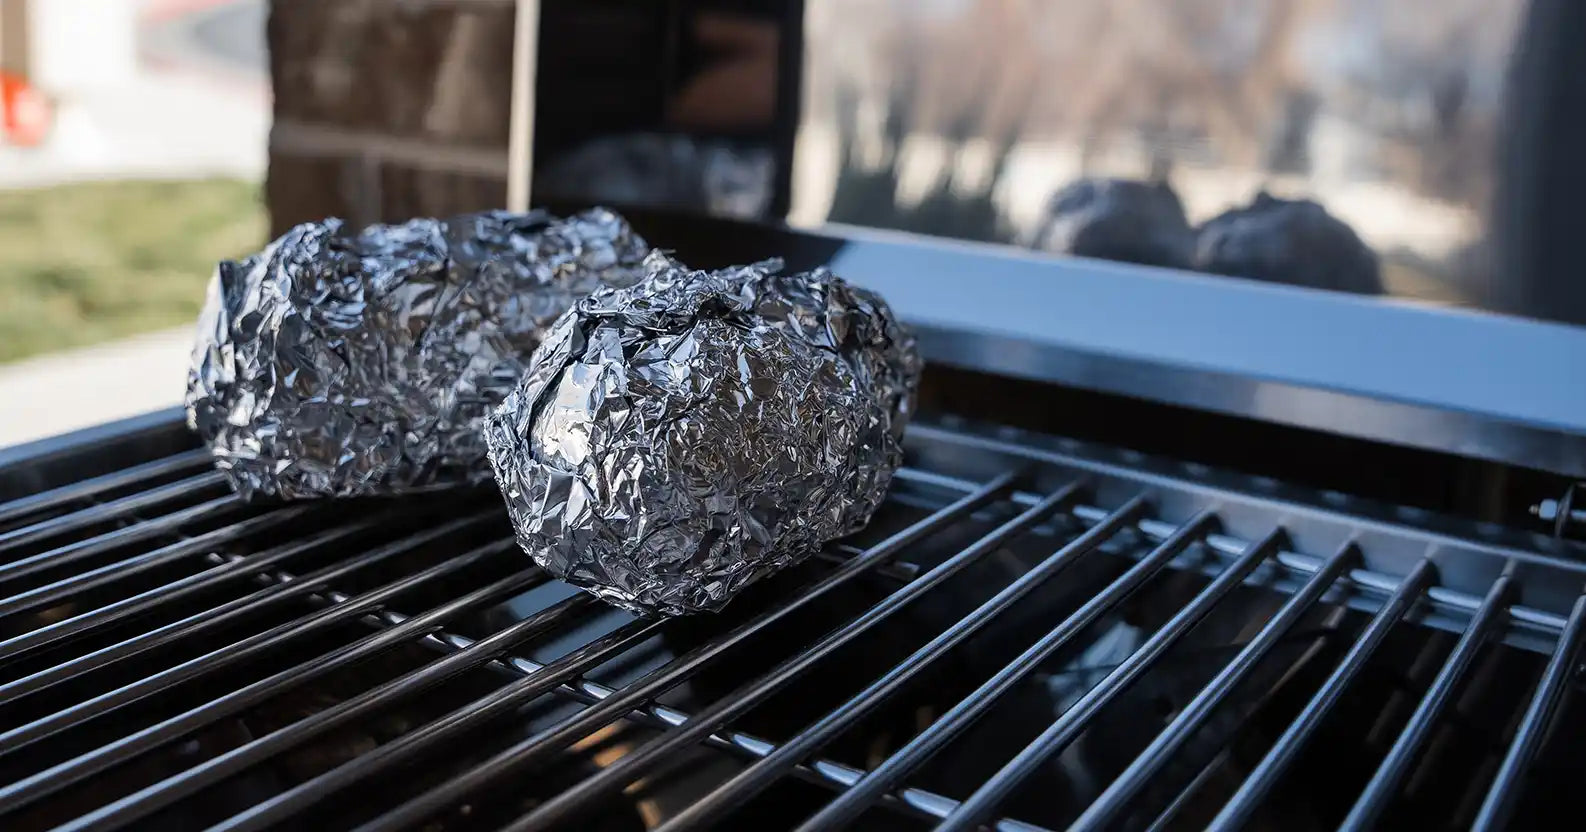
185,208,650,500
485,252,921,615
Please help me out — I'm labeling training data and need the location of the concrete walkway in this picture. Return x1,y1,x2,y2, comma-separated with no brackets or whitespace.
0,327,191,447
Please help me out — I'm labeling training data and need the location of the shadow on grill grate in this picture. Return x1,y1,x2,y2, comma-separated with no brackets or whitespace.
2,414,1585,831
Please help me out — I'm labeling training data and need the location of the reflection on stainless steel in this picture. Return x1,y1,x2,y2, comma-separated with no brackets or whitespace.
1195,192,1382,295
531,3,792,221
1029,179,1195,270
186,208,650,500
485,252,921,615
798,0,1525,307
538,134,775,220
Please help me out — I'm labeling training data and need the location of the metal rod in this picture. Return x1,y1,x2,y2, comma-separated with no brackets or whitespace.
0,510,496,708
938,527,1285,832
1470,592,1586,831
1068,542,1359,832
55,594,600,832
796,511,1219,832
1338,575,1514,832
0,541,534,815
916,462,1578,644
357,474,1052,832
0,495,239,588
0,505,362,662
0,526,510,755
0,449,212,527
210,618,666,832
0,501,299,618
1208,559,1435,831
1088,503,1560,644
621,496,1154,832
212,469,1023,832
394,605,1031,832
0,471,227,553
1145,745,1235,832
813,547,920,582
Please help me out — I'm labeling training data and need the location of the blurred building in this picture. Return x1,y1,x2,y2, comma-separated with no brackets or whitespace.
0,0,137,94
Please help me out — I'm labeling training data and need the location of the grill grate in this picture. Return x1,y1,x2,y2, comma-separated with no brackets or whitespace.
1,413,1584,831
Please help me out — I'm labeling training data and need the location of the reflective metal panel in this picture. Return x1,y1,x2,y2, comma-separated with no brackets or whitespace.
531,0,799,221
793,0,1564,315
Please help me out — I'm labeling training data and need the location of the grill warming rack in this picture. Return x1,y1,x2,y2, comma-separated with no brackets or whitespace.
0,413,1583,831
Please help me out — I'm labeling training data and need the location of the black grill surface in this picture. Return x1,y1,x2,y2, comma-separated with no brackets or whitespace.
1,412,1584,831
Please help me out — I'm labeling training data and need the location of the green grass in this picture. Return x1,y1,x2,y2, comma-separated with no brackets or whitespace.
0,178,267,364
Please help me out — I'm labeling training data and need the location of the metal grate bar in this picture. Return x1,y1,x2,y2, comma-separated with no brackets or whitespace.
0,540,535,816
1207,559,1435,831
1144,745,1233,832
1068,543,1358,831
320,590,1049,831
0,449,212,527
355,476,1072,832
54,594,602,832
0,521,501,752
813,546,921,582
211,618,668,832
1079,501,1565,646
795,511,1220,832
938,527,1286,832
0,495,240,588
1470,592,1586,831
918,462,1544,644
0,505,350,663
1338,575,1514,831
911,461,1577,653
358,610,1049,831
0,503,311,619
0,511,495,708
627,496,1154,832
452,630,1046,831
0,471,229,554
918,426,1585,643
206,471,1021,831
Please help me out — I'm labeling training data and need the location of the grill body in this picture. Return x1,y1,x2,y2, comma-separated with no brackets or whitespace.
11,0,1586,824
2,405,1583,831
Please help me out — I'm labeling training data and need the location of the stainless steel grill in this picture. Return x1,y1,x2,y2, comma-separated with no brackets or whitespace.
2,408,1583,831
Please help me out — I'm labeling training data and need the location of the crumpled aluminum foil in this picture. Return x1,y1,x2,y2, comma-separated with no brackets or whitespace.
185,208,650,501
485,252,921,616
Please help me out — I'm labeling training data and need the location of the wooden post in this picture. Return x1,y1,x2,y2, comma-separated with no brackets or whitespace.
505,0,539,212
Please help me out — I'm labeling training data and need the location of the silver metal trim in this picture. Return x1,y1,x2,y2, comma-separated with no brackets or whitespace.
817,221,1586,477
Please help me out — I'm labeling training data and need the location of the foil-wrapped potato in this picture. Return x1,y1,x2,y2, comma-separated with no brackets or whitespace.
186,208,649,500
485,252,921,616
